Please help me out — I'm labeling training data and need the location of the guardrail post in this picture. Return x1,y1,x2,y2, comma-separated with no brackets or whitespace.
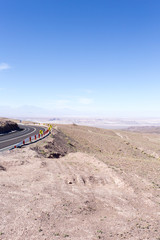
8,127,50,152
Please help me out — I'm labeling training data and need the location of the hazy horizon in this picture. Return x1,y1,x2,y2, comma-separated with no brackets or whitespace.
1,104,160,119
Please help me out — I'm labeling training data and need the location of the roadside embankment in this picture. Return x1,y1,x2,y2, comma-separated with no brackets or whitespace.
0,120,21,134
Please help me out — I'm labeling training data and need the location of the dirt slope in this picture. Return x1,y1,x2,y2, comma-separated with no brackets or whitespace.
0,124,159,240
0,121,20,134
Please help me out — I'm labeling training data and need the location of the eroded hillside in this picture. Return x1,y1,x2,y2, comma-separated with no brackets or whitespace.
0,124,159,240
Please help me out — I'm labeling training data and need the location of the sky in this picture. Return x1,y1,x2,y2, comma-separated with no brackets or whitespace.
0,0,160,118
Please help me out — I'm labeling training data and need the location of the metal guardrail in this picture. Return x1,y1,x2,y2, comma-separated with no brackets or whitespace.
12,129,50,149
0,129,50,152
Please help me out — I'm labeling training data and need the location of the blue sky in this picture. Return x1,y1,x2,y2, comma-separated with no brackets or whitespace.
0,0,160,118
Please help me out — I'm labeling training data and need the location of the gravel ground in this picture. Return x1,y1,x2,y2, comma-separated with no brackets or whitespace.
0,125,159,240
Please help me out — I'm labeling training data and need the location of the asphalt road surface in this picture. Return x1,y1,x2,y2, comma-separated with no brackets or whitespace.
0,125,46,151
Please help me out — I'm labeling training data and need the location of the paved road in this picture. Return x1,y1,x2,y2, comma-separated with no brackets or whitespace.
0,125,46,151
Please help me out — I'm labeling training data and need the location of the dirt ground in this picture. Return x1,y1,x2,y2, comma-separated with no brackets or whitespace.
0,124,159,240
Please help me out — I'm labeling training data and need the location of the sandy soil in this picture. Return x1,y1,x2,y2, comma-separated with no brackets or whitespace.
0,125,159,240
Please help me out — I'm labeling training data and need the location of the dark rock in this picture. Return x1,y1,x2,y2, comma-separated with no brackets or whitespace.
0,165,6,171
0,121,21,134
33,129,77,159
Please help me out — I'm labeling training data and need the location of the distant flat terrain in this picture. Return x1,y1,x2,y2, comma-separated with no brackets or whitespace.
127,126,160,133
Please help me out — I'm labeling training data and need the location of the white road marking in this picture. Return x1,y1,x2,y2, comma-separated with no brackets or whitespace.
0,143,20,152
0,128,27,136
0,127,49,152
0,127,36,144
0,127,29,141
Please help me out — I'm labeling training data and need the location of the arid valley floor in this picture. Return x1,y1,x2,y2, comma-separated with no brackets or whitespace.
0,124,159,240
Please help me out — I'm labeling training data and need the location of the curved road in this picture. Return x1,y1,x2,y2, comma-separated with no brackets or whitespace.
0,125,46,151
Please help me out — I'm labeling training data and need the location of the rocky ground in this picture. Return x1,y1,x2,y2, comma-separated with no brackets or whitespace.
0,120,21,134
0,124,159,240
